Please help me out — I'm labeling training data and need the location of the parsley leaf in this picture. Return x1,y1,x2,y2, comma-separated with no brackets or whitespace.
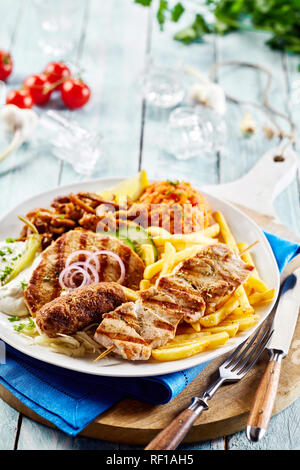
171,3,184,23
5,238,16,243
20,281,28,291
8,316,19,322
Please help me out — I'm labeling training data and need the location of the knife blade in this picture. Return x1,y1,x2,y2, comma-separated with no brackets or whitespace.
268,268,300,355
247,268,300,442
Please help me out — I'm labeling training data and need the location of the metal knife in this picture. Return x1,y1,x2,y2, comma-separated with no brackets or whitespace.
246,267,300,442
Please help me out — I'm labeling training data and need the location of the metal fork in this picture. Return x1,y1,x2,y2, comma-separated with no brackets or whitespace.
145,323,273,450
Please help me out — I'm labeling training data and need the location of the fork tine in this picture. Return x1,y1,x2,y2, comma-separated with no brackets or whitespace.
237,328,274,376
233,325,272,373
223,323,265,369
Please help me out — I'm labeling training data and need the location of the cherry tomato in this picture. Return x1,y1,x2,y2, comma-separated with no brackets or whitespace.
61,78,90,109
6,89,34,109
0,50,13,81
23,73,52,105
43,61,71,90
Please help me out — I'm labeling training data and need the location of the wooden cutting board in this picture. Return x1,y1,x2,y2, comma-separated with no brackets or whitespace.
1,146,300,444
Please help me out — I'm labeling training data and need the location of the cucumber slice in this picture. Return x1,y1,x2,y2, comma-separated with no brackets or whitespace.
97,231,136,252
117,226,158,262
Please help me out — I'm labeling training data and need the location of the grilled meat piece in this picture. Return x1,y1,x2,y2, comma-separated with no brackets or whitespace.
25,229,144,317
36,282,125,338
94,303,152,361
158,243,253,318
95,298,187,360
94,243,253,360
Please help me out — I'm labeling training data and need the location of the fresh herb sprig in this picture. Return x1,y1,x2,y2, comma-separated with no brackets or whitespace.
135,0,300,63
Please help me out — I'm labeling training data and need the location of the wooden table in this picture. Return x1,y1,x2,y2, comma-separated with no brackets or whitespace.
0,0,299,450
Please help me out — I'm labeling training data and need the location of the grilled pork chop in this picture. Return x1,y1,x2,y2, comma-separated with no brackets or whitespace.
25,229,144,316
94,243,253,361
36,282,125,338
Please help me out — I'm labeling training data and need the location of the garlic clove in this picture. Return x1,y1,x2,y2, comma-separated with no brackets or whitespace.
240,112,256,136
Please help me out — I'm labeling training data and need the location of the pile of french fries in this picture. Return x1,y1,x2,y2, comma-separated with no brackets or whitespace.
138,211,275,362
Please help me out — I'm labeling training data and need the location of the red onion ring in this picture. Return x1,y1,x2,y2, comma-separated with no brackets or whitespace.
69,261,99,284
59,249,126,290
59,265,91,291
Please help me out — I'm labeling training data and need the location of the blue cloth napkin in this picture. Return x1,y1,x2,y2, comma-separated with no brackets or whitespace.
0,232,299,436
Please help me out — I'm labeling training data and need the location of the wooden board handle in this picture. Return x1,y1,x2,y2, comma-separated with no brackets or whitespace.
145,408,199,450
247,355,282,441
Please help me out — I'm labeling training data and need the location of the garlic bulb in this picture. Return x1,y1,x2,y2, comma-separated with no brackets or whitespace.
0,104,38,163
188,82,226,116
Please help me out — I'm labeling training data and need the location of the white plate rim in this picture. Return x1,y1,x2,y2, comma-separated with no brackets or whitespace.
0,176,280,377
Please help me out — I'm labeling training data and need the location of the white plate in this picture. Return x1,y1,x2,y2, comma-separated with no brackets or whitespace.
0,178,280,377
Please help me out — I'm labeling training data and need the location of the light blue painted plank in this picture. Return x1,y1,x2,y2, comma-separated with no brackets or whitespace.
216,31,300,236
0,0,65,217
0,0,22,51
141,11,219,185
17,417,118,450
59,0,150,186
227,396,300,450
0,397,19,450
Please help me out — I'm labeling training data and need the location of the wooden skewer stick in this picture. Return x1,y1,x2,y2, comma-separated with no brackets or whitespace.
93,346,114,362
239,240,259,257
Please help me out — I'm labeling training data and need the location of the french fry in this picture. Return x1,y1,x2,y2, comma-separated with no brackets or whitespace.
152,234,215,247
221,315,259,331
166,331,211,346
206,332,230,350
228,307,253,319
202,322,239,337
144,245,203,279
140,279,151,291
191,322,201,332
152,332,229,361
144,258,164,279
204,223,220,238
146,226,171,238
238,242,268,293
199,297,239,327
140,244,155,266
152,337,211,361
147,224,219,240
159,242,176,278
235,286,254,314
248,289,275,305
213,211,237,251
246,276,269,293
121,286,139,301
214,211,253,314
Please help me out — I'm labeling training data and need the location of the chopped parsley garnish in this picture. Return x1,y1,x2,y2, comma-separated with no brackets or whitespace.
167,180,180,186
13,317,35,332
0,250,5,256
13,323,25,332
8,316,19,322
58,215,65,220
0,266,13,282
12,256,18,261
20,281,28,291
5,238,16,243
26,317,35,330
6,247,12,254
43,276,51,281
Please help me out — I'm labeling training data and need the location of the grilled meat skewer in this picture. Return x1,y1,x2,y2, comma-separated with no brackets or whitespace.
94,244,253,361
